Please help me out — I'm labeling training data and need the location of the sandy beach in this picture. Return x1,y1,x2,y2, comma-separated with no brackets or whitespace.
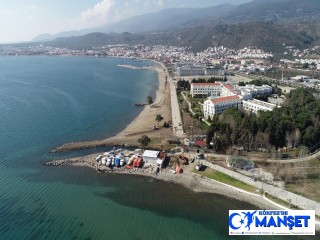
52,64,173,152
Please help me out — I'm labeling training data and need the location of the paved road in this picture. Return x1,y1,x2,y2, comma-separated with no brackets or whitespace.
203,160,320,216
266,149,320,163
166,73,184,138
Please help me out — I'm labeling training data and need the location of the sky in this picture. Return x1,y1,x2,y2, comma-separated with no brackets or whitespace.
0,0,251,43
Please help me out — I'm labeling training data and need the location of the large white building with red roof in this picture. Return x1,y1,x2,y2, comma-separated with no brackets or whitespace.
203,95,241,118
221,83,240,97
190,82,222,97
190,81,274,118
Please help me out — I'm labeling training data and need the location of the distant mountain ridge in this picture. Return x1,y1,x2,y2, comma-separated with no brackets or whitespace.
33,0,320,59
33,0,320,42
33,4,237,41
49,21,320,60
224,0,320,23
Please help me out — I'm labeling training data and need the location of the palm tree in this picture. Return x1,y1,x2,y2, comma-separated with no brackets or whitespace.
155,114,163,128
147,96,153,105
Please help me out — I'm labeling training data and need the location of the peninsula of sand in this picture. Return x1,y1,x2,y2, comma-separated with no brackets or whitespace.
52,63,172,153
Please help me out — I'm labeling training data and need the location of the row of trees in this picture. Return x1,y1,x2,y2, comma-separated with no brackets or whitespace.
191,76,228,83
207,88,320,153
176,77,229,92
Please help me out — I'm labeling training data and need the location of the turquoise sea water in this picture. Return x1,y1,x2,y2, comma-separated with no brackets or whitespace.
0,56,317,240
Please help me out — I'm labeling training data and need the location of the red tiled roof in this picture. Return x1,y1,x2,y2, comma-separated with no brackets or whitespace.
211,95,240,104
223,84,233,89
192,83,221,86
194,140,207,147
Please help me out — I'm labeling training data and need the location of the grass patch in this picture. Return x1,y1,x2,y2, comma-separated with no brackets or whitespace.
149,138,162,145
193,168,257,193
265,194,291,208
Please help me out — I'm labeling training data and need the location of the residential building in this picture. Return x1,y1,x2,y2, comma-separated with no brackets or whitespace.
203,95,241,118
242,99,278,114
190,82,222,97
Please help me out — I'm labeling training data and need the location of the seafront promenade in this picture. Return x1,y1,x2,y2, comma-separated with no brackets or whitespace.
166,71,184,138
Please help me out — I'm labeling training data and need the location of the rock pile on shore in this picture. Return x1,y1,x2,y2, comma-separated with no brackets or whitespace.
45,154,163,176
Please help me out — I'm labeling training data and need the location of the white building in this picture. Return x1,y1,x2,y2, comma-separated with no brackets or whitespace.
142,150,167,165
190,82,222,97
238,84,272,97
177,66,206,76
239,89,252,100
242,99,278,114
203,95,241,118
205,67,225,76
221,84,240,97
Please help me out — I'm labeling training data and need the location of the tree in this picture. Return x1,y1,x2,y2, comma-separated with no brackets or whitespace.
163,121,170,128
147,96,153,105
155,114,163,127
302,63,309,69
138,135,151,148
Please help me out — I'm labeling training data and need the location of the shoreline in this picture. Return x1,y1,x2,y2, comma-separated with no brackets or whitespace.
45,153,286,212
46,153,320,231
52,60,172,153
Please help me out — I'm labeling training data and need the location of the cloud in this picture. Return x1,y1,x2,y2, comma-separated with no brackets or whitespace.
154,0,164,7
70,0,116,28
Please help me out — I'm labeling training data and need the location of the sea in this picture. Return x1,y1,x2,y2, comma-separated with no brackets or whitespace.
0,56,317,240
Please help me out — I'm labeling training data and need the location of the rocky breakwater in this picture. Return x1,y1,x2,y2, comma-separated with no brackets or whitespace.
45,154,98,168
44,154,162,177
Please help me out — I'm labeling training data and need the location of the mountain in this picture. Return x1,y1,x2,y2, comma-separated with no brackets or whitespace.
32,29,95,42
224,0,320,23
96,4,236,33
34,0,320,41
35,0,320,59
49,21,320,59
33,4,236,41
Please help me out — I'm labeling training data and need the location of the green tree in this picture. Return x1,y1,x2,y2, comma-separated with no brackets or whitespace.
147,96,153,105
302,63,309,69
162,122,170,128
155,114,163,127
138,135,151,148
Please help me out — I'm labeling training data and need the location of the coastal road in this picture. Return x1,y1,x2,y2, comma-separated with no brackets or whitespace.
165,69,184,138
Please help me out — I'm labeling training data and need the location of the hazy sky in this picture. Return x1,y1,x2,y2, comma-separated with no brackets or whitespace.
0,0,251,43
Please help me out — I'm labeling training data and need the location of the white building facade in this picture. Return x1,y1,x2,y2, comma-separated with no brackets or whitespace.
237,84,272,97
190,83,222,97
203,95,241,118
242,99,278,114
205,67,225,76
177,66,206,76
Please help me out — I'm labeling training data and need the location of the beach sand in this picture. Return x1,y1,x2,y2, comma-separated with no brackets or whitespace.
52,65,173,152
